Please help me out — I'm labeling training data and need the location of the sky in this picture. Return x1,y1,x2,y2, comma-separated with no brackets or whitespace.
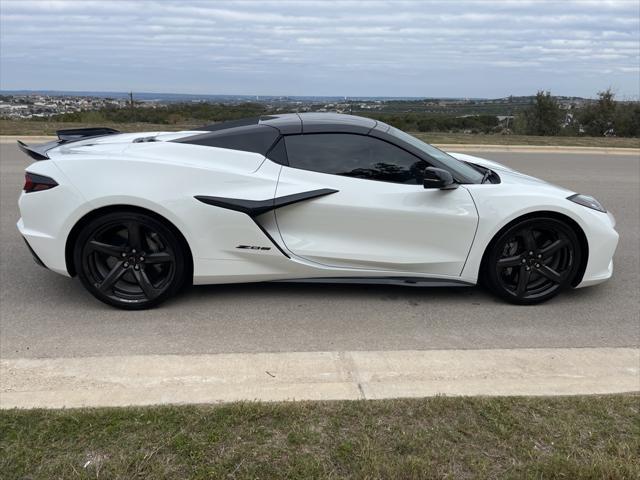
1,0,638,99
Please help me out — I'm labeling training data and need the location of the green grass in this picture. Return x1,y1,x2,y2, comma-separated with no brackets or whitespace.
0,119,201,136
2,119,639,148
1,395,638,479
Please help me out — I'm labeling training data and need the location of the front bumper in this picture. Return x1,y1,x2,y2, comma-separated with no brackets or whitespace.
576,210,618,288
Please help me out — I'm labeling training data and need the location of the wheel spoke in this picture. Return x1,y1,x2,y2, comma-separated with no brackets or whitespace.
88,240,125,258
133,268,160,299
127,222,143,250
538,265,563,283
540,239,567,258
98,261,126,292
515,267,531,296
144,251,173,264
521,228,537,252
497,255,524,268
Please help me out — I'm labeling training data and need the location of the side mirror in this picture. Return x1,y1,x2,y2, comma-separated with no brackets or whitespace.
423,167,458,190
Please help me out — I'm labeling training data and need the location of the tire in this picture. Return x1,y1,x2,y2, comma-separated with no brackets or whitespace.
73,211,187,310
483,217,582,305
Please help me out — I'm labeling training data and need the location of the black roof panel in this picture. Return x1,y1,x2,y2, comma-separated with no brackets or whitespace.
260,112,377,135
259,113,302,134
300,113,376,134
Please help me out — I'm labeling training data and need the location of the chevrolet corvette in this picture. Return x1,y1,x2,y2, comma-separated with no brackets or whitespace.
17,113,618,309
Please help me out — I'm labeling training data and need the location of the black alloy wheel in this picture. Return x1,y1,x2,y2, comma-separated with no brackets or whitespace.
484,217,581,304
74,211,186,309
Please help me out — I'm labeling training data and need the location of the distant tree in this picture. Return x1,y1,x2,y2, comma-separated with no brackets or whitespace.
579,89,617,136
614,102,640,137
519,91,562,136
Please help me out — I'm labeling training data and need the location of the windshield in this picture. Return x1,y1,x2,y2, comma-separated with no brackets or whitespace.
386,126,484,183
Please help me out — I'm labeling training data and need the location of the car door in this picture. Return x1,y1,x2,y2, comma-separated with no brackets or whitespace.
273,133,479,277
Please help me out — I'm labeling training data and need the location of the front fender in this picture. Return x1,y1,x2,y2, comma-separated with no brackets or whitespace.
460,184,618,284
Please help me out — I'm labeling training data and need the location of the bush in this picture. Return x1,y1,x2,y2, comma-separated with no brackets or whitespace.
516,91,562,136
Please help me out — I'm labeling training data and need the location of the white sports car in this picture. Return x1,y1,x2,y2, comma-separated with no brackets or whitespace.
17,113,618,309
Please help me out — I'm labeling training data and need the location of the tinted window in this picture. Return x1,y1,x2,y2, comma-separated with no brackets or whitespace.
284,134,430,184
385,126,484,183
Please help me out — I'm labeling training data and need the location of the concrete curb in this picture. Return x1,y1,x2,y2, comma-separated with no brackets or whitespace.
439,144,640,155
2,348,638,409
1,136,638,155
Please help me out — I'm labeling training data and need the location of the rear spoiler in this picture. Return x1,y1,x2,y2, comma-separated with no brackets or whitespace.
55,127,120,141
17,140,58,161
17,127,121,161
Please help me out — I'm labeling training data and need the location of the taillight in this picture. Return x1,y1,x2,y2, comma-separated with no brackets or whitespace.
23,172,58,193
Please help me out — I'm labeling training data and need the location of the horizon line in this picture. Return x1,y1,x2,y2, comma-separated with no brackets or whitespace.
2,88,628,102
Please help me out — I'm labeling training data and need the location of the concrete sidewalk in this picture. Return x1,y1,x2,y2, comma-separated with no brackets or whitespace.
2,347,638,409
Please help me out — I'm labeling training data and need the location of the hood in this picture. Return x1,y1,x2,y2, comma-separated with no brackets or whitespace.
448,151,574,193
447,152,515,173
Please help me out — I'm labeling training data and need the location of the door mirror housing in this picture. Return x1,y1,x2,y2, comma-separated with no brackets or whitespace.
423,167,457,190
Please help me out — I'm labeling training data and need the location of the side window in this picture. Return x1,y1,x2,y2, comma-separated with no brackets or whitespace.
284,133,429,184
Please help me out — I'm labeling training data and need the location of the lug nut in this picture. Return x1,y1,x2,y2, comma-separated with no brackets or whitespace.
529,251,534,255
121,252,127,257
525,266,531,271
537,254,542,258
521,259,526,264
535,263,540,268
124,262,129,268
139,257,144,262
134,265,140,270
132,249,136,254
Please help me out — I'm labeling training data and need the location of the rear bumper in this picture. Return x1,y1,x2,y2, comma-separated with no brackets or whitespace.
22,236,47,268
17,217,71,277
17,164,88,278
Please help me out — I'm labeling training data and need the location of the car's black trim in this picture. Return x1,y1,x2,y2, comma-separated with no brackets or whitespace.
265,136,288,166
17,140,56,161
56,127,120,141
173,124,280,156
253,221,291,258
195,189,338,217
22,237,47,268
272,277,474,287
195,189,338,258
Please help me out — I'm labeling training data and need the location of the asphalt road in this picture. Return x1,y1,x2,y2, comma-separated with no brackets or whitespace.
1,144,638,359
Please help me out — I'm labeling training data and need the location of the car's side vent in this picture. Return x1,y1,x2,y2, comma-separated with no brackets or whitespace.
133,136,159,143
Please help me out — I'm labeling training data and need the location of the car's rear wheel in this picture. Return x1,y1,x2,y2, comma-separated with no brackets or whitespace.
483,217,581,305
74,211,186,309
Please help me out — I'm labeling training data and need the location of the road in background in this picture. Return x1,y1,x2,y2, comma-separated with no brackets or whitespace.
1,144,638,359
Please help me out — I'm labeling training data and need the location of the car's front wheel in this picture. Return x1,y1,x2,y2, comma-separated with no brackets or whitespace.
74,211,187,309
483,217,582,305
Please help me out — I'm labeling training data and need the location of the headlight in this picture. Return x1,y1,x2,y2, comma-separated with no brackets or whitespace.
568,193,606,213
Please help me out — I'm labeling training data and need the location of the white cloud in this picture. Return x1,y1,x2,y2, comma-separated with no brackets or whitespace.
0,0,638,97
